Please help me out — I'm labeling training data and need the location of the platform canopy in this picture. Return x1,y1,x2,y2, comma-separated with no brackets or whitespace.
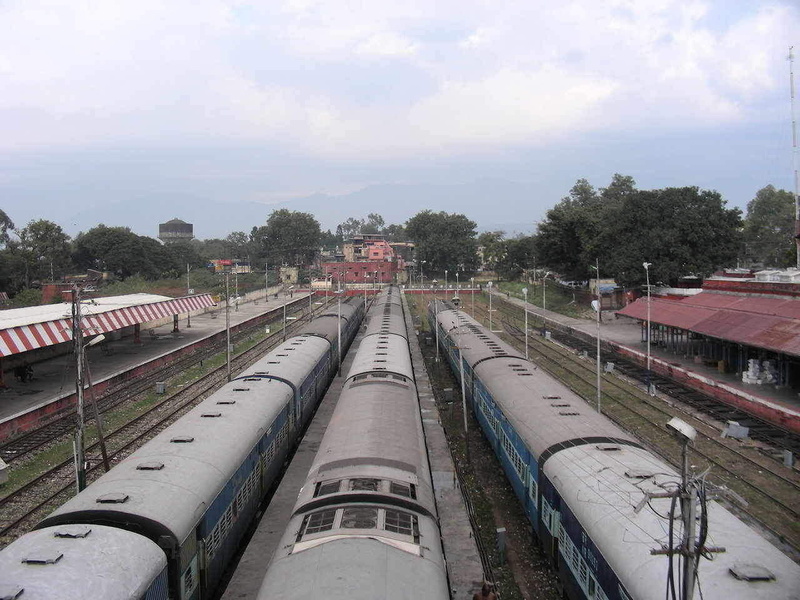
0,293,215,357
616,292,800,358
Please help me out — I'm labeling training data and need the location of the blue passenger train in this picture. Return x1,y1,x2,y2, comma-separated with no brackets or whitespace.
430,302,799,600
0,296,364,600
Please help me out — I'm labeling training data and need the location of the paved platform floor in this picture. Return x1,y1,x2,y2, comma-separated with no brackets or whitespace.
0,289,307,425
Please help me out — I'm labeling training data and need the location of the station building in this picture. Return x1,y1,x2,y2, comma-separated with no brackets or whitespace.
616,268,800,391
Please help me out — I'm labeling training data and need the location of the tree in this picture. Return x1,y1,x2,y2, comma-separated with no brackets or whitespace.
405,210,479,274
477,231,506,271
336,217,365,240
535,178,602,279
73,225,172,280
17,219,72,284
598,187,742,286
362,213,385,234
0,208,14,247
256,209,321,266
497,235,537,280
742,185,795,267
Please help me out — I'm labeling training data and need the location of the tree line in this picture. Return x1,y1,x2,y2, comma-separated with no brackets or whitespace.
1,176,794,302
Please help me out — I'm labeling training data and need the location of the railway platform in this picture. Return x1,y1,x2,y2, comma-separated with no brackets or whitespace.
0,290,309,441
491,289,800,434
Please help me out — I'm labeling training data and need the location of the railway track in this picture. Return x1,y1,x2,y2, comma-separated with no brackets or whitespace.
0,298,313,464
0,306,320,546
466,300,800,551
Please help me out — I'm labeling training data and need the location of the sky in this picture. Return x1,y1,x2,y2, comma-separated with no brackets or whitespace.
1,0,798,238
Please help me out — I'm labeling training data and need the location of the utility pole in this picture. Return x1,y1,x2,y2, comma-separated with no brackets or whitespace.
225,272,231,382
71,285,86,493
789,46,800,268
186,263,191,328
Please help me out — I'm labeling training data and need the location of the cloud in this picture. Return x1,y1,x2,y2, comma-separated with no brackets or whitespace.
0,0,797,156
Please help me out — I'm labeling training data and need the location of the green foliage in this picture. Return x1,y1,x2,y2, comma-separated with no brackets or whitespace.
742,185,795,267
536,175,742,286
477,231,506,271
597,187,742,286
251,209,321,266
405,210,479,274
73,224,175,280
0,208,14,247
17,219,72,284
9,287,42,307
497,236,536,280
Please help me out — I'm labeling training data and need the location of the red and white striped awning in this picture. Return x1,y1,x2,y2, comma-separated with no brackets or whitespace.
0,294,216,357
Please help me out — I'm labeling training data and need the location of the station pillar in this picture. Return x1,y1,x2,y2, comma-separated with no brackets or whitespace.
134,323,141,344
173,314,180,333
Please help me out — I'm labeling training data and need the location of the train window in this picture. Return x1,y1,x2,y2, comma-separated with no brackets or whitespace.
384,510,415,537
314,480,341,496
389,481,411,497
301,510,336,536
588,577,596,597
350,478,380,491
341,507,378,529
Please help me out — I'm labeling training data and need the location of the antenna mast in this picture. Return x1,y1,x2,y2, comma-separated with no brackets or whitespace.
790,46,799,268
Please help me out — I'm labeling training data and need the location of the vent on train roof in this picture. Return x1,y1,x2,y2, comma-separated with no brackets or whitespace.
171,436,194,443
232,388,249,392
551,403,571,407
729,564,776,582
136,461,165,471
243,377,261,381
216,399,236,405
21,552,63,565
559,411,580,416
596,444,621,451
53,526,92,539
201,412,222,418
544,395,561,399
96,492,129,504
625,469,655,479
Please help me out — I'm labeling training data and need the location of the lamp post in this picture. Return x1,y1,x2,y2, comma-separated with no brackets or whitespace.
643,262,653,395
445,269,448,292
487,281,494,331
337,287,343,376
455,272,460,299
225,272,231,381
186,264,192,328
265,261,269,302
522,287,528,360
591,259,601,413
470,277,475,317
364,269,368,311
433,279,440,362
542,271,551,334
234,263,239,311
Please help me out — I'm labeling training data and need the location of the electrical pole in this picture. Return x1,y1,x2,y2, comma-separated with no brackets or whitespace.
789,46,800,268
225,272,231,381
186,263,191,328
71,285,86,492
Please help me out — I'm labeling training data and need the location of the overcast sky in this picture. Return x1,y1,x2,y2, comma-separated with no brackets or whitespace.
1,0,798,238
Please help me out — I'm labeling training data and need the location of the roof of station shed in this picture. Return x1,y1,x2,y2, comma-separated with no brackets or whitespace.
616,292,800,358
0,293,215,357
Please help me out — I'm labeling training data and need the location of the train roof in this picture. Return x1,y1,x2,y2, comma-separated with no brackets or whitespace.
239,335,330,383
475,356,637,456
36,338,323,544
0,524,166,600
434,308,525,365
347,333,414,381
363,302,407,339
547,444,800,599
257,536,449,600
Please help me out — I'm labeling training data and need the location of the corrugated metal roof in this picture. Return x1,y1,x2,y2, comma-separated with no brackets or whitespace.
617,292,800,357
0,294,216,357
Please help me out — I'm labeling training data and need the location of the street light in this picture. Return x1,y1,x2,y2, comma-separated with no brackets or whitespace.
487,281,495,331
590,259,601,413
522,287,528,360
337,287,343,376
364,269,368,311
186,264,192,328
643,262,653,395
445,269,448,292
542,271,551,334
470,277,475,317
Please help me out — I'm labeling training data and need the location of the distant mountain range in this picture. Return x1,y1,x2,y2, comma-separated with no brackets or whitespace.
59,179,540,239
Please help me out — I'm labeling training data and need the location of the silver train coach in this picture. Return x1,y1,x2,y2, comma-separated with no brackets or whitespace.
0,297,364,600
430,302,799,600
256,287,450,600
